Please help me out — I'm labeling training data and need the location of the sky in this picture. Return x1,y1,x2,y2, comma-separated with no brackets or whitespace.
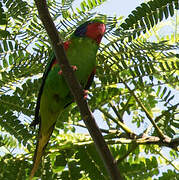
73,0,144,17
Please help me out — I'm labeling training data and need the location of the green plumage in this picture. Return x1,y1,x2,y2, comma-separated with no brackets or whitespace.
30,20,105,179
41,37,98,132
30,36,99,179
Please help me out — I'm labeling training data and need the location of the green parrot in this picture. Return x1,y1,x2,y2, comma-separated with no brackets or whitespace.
30,20,106,178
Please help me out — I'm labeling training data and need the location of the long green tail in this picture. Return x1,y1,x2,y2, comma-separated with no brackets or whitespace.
30,124,55,179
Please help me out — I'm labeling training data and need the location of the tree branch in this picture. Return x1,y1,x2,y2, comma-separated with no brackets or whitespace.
34,0,122,179
117,142,138,163
106,136,179,151
52,134,179,152
120,78,167,140
99,107,136,138
152,148,179,171
109,101,123,123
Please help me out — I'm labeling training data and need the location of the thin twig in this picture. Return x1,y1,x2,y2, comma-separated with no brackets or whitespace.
34,0,122,179
117,142,138,163
55,136,178,151
110,101,123,123
106,136,178,151
99,107,136,138
73,122,110,134
143,124,153,136
152,148,179,171
120,77,166,140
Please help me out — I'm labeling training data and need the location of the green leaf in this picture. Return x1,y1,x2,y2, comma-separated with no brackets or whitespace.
159,7,164,21
0,29,10,38
163,5,169,19
160,87,167,99
3,40,8,51
169,3,174,17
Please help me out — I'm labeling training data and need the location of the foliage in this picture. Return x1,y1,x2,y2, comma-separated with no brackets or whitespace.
0,0,178,179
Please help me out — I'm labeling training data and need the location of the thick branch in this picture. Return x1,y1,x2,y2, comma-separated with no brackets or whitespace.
106,136,179,151
34,0,122,179
54,134,179,152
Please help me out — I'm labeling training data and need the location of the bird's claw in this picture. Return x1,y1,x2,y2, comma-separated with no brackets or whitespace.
58,70,63,75
58,65,77,75
71,65,77,71
83,90,89,99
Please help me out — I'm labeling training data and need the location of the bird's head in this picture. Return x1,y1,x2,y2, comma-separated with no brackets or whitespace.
74,20,106,44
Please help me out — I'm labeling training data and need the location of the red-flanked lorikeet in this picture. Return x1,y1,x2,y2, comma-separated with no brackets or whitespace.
30,20,106,178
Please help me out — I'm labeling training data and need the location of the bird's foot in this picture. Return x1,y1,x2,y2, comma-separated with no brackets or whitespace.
83,90,89,99
71,65,77,71
58,65,77,75
58,70,63,75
